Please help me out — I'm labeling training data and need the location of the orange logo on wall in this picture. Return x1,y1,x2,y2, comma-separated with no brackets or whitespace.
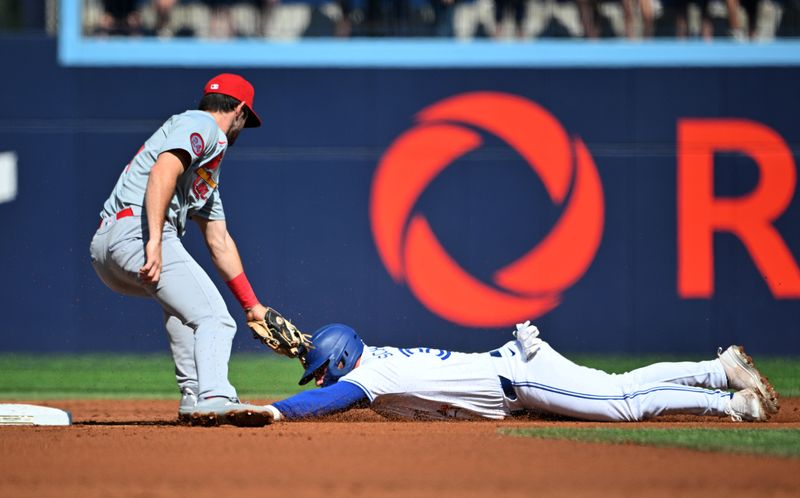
370,92,605,327
677,119,800,298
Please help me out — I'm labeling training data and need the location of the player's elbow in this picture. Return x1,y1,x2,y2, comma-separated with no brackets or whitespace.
204,230,231,257
199,219,230,254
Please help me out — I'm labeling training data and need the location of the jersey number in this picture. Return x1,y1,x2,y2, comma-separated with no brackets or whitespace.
398,348,452,360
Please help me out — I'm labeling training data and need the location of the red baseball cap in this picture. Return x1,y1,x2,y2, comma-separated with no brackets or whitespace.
203,73,262,128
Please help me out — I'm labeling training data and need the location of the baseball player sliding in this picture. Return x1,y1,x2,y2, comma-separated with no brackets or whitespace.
260,322,780,423
90,73,308,427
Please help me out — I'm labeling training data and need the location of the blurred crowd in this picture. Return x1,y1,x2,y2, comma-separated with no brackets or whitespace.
85,0,798,40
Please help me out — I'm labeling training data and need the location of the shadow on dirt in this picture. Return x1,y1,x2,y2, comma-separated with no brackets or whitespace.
75,420,181,426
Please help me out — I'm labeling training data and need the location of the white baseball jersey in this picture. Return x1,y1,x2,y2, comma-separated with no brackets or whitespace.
101,110,228,235
340,345,509,420
336,339,733,423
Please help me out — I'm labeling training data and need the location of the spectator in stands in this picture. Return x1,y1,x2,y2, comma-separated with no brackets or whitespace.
205,0,266,38
739,0,771,37
670,0,742,39
333,0,353,36
576,0,601,37
622,0,654,37
577,0,653,38
494,0,526,38
98,0,142,35
207,0,235,38
153,0,179,37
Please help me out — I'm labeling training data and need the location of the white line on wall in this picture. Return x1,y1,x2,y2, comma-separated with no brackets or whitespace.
0,152,18,204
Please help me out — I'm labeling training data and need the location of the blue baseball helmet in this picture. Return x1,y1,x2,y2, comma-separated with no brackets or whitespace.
298,323,364,387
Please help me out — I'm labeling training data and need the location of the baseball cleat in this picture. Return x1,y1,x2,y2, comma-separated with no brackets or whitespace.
190,397,274,427
725,388,770,422
177,390,198,424
718,345,779,414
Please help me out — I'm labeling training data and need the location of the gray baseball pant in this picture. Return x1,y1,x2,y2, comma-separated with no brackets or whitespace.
89,212,238,401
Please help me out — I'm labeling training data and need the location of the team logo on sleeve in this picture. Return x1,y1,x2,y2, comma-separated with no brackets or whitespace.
370,92,605,328
190,133,205,156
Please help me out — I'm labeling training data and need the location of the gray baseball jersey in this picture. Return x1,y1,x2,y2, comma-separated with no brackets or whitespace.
91,109,239,402
101,110,228,235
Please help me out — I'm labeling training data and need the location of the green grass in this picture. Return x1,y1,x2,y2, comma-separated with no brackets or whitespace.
502,427,800,458
0,353,310,400
0,353,797,400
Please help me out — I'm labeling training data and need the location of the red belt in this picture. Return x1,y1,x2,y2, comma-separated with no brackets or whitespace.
98,207,135,229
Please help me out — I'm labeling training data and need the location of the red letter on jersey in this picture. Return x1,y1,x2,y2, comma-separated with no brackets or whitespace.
677,119,800,298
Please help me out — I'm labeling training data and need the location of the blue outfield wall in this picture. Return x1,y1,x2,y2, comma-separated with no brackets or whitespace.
0,37,798,354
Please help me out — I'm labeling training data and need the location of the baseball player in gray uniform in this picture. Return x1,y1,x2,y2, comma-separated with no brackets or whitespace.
261,322,780,423
90,73,275,426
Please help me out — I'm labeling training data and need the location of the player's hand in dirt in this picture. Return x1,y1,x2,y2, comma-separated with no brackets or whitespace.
139,239,163,284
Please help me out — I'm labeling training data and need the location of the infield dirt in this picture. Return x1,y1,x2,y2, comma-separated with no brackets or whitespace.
1,398,799,498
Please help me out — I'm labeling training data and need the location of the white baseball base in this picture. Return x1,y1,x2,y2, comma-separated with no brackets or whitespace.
0,404,72,426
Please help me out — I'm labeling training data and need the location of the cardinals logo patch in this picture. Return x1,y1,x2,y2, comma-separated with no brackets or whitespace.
190,133,205,156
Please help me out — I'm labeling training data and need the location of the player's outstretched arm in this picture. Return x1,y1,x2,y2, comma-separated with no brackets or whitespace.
194,217,309,357
267,382,369,421
195,217,246,282
195,217,267,313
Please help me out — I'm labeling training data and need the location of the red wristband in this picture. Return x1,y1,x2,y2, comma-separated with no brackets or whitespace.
226,272,260,310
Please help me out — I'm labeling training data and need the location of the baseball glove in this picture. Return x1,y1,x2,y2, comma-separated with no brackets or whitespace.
247,307,311,359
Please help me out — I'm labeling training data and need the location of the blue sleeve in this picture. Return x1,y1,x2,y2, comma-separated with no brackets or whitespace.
272,381,369,420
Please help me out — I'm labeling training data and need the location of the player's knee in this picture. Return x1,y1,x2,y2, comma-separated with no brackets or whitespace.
214,312,237,335
620,397,647,421
194,311,237,337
